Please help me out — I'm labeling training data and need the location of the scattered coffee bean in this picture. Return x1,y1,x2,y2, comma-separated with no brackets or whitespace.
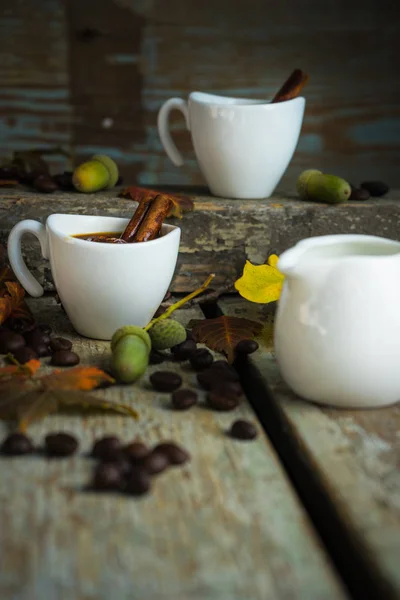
12,346,38,364
154,442,190,465
150,370,182,392
350,187,370,201
125,467,151,496
124,442,149,463
360,180,389,197
197,365,239,391
53,171,74,190
51,350,80,367
50,337,73,352
172,339,197,361
190,348,213,371
171,388,197,410
142,450,169,475
229,420,258,440
207,389,240,412
33,343,51,357
0,331,26,354
1,432,34,455
92,463,123,491
38,323,52,335
45,432,78,457
212,380,243,397
33,174,58,193
149,349,165,365
103,457,131,476
235,339,259,355
25,328,51,347
5,317,36,334
91,436,122,461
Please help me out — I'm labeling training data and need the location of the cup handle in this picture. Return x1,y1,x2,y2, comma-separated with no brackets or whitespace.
7,220,49,298
157,98,190,167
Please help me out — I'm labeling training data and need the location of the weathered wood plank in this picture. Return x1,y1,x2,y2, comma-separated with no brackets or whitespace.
219,296,400,597
0,296,346,600
1,187,400,293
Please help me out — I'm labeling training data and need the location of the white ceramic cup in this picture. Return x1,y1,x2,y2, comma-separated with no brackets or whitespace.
158,91,305,199
7,214,181,340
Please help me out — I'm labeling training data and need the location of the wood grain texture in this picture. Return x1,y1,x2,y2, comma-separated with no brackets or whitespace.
219,297,400,597
0,0,399,188
0,296,347,600
1,187,400,293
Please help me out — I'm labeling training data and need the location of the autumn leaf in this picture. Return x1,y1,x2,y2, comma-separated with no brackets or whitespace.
0,359,41,382
191,316,262,363
120,186,194,219
0,365,138,431
234,254,285,304
0,257,35,327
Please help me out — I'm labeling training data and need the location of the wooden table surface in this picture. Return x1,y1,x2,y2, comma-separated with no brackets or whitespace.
0,295,398,600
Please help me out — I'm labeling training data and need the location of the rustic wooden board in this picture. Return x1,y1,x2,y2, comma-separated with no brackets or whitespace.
1,187,400,293
1,0,399,188
219,297,400,598
0,296,347,600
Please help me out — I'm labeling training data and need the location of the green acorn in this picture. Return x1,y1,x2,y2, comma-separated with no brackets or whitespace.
111,325,151,384
72,155,119,193
297,170,351,204
149,319,187,351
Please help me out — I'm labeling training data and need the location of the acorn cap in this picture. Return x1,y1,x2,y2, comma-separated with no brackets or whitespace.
111,325,151,352
296,169,322,199
148,319,187,350
92,154,119,189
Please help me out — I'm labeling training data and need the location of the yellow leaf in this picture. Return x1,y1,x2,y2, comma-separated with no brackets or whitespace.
234,255,284,304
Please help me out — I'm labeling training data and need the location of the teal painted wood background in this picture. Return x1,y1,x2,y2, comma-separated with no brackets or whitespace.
0,0,399,190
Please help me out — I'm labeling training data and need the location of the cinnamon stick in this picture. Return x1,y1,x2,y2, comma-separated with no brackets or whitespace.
271,69,309,104
120,194,154,242
134,195,173,242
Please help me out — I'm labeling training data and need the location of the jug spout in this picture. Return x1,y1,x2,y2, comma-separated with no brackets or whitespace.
277,242,310,278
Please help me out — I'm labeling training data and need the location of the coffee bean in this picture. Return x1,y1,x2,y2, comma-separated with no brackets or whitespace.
197,365,239,391
5,317,36,334
360,181,389,197
0,331,26,354
25,328,51,347
53,171,74,190
50,337,72,352
235,339,259,355
38,323,52,335
33,174,58,193
142,450,169,475
172,339,197,361
124,442,149,463
149,349,165,365
45,432,78,457
1,432,34,455
190,348,213,371
92,463,123,491
154,442,190,465
91,436,122,461
171,388,197,410
150,370,182,392
350,187,370,201
207,389,240,411
212,380,243,397
229,420,258,440
33,343,51,357
125,467,151,496
12,346,38,364
103,457,131,476
51,350,80,366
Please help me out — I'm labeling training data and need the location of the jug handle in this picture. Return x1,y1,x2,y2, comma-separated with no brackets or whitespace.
157,98,190,167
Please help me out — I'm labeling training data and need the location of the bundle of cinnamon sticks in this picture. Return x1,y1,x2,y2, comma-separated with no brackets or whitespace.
271,68,309,103
120,189,173,243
